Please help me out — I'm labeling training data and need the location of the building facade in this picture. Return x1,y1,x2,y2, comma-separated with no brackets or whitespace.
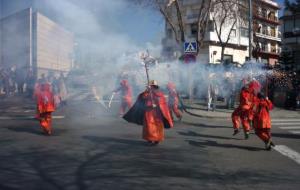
253,0,281,66
0,8,74,78
281,10,300,72
161,0,281,66
161,0,249,65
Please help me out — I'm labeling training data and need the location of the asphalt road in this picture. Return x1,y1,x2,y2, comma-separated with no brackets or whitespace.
0,96,299,190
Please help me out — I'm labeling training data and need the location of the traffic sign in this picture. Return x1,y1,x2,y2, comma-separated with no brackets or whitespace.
184,42,197,54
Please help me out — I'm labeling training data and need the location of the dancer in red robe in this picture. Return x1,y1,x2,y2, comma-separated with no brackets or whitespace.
232,80,261,139
114,79,132,116
167,82,182,121
253,92,275,150
36,83,55,135
123,80,173,145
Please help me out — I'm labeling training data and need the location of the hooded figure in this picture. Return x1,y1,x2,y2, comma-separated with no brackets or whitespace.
253,93,275,150
123,80,173,145
114,79,133,116
36,83,55,135
167,82,182,121
231,80,261,139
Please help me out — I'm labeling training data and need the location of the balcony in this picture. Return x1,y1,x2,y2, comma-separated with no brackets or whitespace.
260,0,280,9
255,30,281,42
257,46,280,55
253,12,280,25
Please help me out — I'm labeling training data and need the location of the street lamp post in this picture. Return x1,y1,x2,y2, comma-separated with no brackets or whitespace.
249,0,253,60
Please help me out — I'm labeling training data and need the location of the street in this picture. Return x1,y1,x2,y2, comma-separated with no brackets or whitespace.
0,95,299,190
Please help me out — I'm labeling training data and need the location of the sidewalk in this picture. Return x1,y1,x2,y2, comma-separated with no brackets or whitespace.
182,100,300,119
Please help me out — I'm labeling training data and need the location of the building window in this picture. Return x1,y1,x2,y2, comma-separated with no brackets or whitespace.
270,27,276,37
262,25,268,35
208,20,214,32
262,8,267,18
166,29,173,38
223,54,233,64
230,29,236,37
261,42,267,52
271,43,277,53
191,23,198,36
268,11,276,21
240,27,249,37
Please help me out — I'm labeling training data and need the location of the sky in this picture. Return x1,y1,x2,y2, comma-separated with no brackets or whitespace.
0,0,165,46
0,0,287,45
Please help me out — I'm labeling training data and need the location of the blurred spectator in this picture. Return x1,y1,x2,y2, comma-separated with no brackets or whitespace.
223,72,236,109
52,76,61,107
207,73,218,111
16,66,26,94
58,73,68,106
25,70,35,98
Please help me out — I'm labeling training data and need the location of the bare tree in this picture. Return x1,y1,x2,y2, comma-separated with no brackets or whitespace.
133,0,213,53
211,0,248,62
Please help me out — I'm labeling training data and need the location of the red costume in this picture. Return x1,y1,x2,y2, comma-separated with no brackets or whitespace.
115,80,132,116
123,82,173,145
253,97,273,147
167,82,182,120
36,83,55,135
232,80,261,138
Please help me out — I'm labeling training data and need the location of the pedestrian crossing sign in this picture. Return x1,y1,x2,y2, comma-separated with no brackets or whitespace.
184,42,197,54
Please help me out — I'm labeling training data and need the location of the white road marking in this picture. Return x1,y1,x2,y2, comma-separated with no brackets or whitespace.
290,131,300,134
279,126,300,130
273,123,300,126
52,116,65,119
24,110,34,113
274,145,300,165
0,116,65,120
272,119,300,122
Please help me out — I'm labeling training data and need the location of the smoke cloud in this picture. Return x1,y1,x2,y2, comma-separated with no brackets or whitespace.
41,0,272,103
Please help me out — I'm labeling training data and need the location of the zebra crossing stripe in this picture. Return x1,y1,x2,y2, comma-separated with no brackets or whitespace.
272,119,300,122
274,145,300,165
273,123,300,126
0,116,65,120
290,131,300,134
279,127,300,130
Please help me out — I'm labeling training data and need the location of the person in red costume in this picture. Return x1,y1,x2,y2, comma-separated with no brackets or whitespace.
36,82,55,135
123,80,174,146
232,79,261,139
114,79,133,116
167,82,182,121
253,92,275,150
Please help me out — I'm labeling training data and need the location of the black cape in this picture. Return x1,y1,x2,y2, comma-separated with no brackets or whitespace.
123,93,172,129
123,95,146,126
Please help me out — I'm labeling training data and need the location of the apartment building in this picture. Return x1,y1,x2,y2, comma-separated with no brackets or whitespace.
281,10,300,71
253,0,281,65
161,0,281,66
161,0,249,64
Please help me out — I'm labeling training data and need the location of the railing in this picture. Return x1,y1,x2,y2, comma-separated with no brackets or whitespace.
256,30,280,39
254,12,279,23
259,46,280,54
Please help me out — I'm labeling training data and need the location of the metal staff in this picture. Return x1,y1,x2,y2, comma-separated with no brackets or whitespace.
142,50,156,108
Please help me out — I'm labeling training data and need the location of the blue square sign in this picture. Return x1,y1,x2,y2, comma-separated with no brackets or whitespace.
184,42,197,54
